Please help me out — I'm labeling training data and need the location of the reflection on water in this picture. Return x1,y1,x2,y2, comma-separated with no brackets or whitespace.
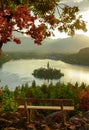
0,59,89,90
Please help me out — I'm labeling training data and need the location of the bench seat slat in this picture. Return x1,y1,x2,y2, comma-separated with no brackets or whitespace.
18,105,74,110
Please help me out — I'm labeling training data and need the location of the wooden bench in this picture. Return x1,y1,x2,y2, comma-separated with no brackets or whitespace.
15,98,74,123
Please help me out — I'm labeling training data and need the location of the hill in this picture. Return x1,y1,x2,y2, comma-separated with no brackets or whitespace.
2,34,89,54
60,47,89,66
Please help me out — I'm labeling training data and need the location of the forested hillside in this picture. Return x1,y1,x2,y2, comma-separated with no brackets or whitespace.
60,48,89,66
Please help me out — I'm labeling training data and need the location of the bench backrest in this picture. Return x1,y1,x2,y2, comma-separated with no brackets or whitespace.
15,98,74,108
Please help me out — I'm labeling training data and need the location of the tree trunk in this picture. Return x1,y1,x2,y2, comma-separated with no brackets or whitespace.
0,41,3,50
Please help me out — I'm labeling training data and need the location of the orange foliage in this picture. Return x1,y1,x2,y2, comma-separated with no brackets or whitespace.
0,0,87,51
79,90,89,111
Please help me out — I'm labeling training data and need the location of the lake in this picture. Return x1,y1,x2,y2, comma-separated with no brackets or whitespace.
0,59,89,90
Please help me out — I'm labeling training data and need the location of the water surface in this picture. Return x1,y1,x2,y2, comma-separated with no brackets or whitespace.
0,59,89,90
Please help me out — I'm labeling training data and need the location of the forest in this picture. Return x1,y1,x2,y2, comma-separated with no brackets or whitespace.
0,81,89,114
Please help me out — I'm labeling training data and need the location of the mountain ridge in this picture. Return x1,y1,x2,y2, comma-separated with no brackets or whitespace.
3,34,89,54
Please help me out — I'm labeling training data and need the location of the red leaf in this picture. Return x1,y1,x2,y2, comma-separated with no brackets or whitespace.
13,37,21,44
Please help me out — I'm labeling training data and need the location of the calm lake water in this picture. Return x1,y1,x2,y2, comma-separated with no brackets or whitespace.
0,59,89,90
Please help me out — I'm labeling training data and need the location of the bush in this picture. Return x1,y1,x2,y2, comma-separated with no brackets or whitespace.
79,90,89,111
1,86,17,113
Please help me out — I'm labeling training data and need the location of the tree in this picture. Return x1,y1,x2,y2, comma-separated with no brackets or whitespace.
32,67,64,80
0,0,87,53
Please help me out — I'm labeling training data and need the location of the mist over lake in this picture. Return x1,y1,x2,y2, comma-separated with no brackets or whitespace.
0,59,89,90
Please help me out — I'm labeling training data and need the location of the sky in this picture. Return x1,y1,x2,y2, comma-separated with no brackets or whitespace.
2,0,89,52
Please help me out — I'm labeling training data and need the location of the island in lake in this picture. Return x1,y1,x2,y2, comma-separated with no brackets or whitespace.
32,62,64,80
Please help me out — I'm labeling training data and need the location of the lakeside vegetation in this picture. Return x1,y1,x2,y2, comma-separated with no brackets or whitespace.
0,54,11,67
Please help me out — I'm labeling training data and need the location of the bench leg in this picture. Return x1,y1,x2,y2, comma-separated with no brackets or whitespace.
25,109,30,123
61,105,66,125
24,101,30,123
29,109,33,122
